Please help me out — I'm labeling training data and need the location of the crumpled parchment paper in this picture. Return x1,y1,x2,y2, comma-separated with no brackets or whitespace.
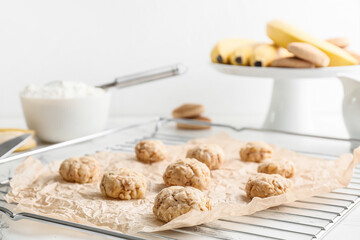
6,133,360,233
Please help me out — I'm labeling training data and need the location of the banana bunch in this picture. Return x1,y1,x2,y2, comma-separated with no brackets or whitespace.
211,40,289,67
210,20,360,68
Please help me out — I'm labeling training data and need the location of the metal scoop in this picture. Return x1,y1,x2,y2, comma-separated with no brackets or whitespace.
97,63,187,89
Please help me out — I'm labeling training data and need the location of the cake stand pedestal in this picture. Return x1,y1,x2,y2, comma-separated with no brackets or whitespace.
212,64,360,133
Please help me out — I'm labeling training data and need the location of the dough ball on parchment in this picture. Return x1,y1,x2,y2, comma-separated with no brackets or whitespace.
163,158,211,190
246,173,293,199
153,186,212,222
258,160,295,178
186,144,225,170
240,141,273,162
100,168,147,200
59,156,100,183
135,140,167,164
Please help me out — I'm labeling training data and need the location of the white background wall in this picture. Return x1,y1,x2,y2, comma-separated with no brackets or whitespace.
0,0,359,134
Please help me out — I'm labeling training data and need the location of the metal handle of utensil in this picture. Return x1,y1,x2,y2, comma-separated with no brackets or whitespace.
0,133,32,159
97,63,187,89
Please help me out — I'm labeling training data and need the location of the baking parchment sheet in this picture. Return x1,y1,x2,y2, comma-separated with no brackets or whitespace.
6,133,360,233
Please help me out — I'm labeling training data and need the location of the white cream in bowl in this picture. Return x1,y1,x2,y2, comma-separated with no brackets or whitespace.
20,81,111,142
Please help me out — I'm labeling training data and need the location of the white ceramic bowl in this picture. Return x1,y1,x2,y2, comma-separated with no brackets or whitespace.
20,92,111,143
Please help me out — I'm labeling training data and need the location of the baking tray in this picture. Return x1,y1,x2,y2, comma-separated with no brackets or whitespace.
1,117,360,240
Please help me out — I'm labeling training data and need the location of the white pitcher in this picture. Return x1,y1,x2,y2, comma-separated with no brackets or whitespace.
339,74,360,139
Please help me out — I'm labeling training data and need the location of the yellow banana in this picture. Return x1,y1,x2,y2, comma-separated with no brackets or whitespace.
229,44,254,65
345,49,360,64
267,20,357,66
250,43,277,67
211,38,254,64
276,47,293,59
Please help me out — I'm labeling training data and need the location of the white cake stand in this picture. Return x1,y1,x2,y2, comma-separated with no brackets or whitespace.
212,63,360,133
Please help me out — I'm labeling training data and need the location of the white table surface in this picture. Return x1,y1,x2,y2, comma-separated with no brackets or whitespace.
0,116,359,240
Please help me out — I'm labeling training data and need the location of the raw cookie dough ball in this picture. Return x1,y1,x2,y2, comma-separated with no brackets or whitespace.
153,186,212,222
163,158,211,190
258,160,295,178
186,144,225,170
240,141,273,163
135,140,167,163
100,168,147,200
59,156,100,183
246,173,292,199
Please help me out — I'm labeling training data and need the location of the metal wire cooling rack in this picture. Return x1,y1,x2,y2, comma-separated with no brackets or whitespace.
1,117,360,240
